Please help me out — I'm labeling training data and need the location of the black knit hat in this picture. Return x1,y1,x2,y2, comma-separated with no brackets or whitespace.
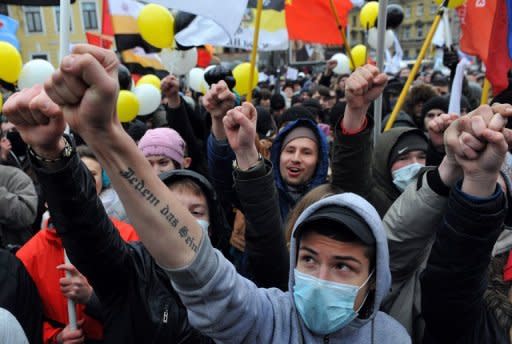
388,130,428,166
421,96,449,119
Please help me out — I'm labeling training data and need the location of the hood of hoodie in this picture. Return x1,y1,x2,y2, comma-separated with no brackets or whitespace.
372,127,425,203
288,193,392,333
271,119,329,198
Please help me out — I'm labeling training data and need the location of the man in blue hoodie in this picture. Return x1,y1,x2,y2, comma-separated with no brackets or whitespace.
3,45,411,344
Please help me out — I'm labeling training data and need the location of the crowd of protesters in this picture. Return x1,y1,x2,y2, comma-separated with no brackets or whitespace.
1,43,512,344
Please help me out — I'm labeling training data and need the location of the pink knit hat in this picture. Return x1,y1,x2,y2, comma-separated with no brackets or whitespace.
138,128,185,168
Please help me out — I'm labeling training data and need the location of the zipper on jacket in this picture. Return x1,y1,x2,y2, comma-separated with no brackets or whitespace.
323,335,329,343
162,306,169,324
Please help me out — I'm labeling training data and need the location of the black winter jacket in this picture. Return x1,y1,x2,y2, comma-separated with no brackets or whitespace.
33,150,212,344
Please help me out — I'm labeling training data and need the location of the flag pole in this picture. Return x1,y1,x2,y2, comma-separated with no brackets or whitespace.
373,0,388,142
246,0,264,103
481,78,491,105
384,3,445,131
64,251,77,330
328,0,355,68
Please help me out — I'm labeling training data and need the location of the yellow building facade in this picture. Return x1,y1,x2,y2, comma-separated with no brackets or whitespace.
0,0,103,67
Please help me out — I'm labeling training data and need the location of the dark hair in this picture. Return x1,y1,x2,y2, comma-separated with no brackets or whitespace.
167,177,205,198
77,145,97,161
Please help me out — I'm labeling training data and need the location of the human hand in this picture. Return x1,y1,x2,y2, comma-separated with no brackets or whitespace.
428,113,459,153
344,65,387,129
57,264,93,304
224,102,259,170
161,74,180,108
55,319,85,344
203,81,236,121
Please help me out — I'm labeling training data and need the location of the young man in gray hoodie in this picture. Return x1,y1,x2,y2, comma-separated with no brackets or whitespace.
3,45,410,344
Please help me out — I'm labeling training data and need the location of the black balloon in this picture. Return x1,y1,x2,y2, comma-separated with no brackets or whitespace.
386,4,404,29
174,12,196,50
118,64,132,90
204,65,236,90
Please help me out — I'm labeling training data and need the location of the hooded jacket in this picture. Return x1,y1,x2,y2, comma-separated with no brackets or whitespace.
270,119,329,221
164,193,411,343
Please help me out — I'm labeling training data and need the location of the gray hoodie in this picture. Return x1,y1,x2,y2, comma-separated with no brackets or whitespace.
165,193,410,343
0,308,29,344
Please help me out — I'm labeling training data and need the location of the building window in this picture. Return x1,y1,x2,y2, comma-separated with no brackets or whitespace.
55,7,73,32
82,2,98,30
417,24,423,38
403,26,410,40
0,4,8,15
416,3,424,17
405,6,411,19
410,49,416,58
24,7,44,33
32,53,48,60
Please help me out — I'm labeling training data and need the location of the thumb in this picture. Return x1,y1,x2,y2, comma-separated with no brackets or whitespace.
57,263,79,276
241,102,257,123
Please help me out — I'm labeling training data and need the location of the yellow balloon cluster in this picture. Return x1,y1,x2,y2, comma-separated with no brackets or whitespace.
435,0,466,9
233,63,258,96
117,90,139,123
350,45,367,70
137,4,174,48
0,42,22,83
360,2,379,29
137,74,161,90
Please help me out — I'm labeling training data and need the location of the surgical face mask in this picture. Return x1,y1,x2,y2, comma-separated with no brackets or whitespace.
196,219,209,234
392,162,423,192
293,269,374,335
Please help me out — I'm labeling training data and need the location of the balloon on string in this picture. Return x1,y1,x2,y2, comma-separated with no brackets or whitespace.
160,47,197,76
386,4,404,29
133,84,161,115
350,45,367,70
17,59,55,89
435,0,465,9
233,63,258,96
118,64,132,90
137,74,161,90
359,1,379,29
0,42,22,83
188,67,207,93
204,65,236,89
367,28,394,50
117,90,139,123
137,4,174,48
330,53,351,75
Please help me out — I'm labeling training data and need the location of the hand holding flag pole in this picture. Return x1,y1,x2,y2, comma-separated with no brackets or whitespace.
384,1,446,131
247,0,264,103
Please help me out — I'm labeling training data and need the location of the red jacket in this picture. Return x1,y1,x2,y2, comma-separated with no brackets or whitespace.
16,218,139,343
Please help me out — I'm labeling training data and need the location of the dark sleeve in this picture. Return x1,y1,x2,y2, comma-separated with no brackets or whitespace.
0,250,43,344
32,151,133,303
207,134,238,208
234,160,289,291
165,99,208,176
425,140,445,167
421,182,507,343
319,72,332,87
84,291,104,322
331,115,374,198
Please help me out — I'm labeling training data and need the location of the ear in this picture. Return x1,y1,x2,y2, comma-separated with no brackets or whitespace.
183,157,192,169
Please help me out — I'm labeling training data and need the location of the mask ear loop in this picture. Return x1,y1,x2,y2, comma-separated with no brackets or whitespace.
355,269,375,313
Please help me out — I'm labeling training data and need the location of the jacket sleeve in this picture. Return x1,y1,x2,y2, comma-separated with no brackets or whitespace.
331,115,374,198
32,150,133,303
163,237,279,344
421,182,506,343
0,166,37,228
234,160,289,291
383,168,448,281
207,134,238,208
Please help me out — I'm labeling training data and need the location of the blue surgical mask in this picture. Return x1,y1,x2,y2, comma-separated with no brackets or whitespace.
196,219,209,234
293,269,374,335
392,162,423,192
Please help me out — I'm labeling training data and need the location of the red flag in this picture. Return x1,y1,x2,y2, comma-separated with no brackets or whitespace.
285,0,353,44
102,0,114,36
459,0,512,94
86,32,113,49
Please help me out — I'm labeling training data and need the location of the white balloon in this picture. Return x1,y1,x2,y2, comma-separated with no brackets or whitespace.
188,67,207,93
331,53,351,75
133,84,161,116
18,59,55,89
367,28,394,50
160,48,198,76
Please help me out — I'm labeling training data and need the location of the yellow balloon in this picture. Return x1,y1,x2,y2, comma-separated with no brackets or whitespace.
137,74,161,90
233,63,258,96
0,95,3,112
137,4,174,48
350,45,368,70
435,0,465,9
117,90,139,123
359,1,379,29
0,42,22,83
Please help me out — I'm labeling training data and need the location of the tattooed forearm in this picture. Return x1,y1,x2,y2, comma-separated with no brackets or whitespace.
120,168,160,207
120,167,199,253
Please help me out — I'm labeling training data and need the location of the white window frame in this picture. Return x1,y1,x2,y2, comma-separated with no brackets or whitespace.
31,52,51,64
54,6,74,33
23,6,46,35
79,0,100,31
416,3,424,17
